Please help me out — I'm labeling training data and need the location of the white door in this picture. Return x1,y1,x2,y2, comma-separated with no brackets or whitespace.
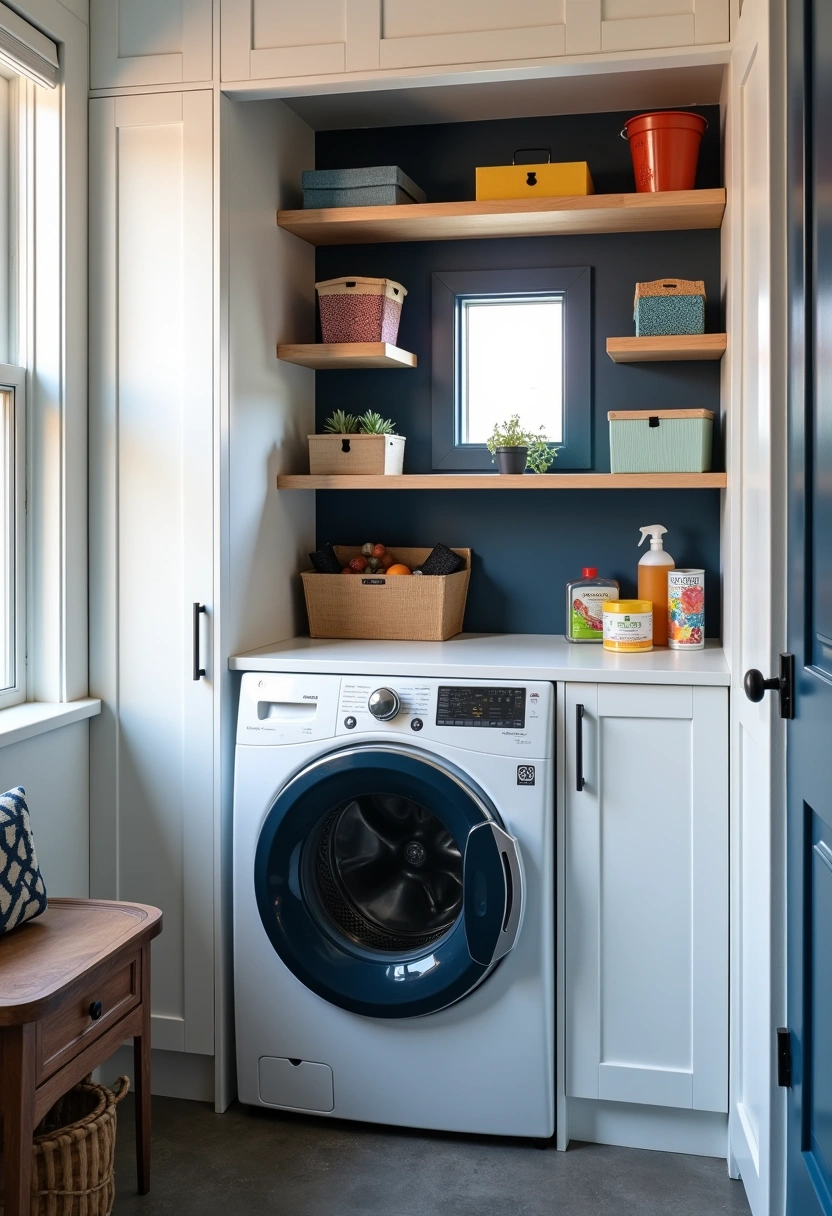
90,0,213,89
564,682,728,1113
723,0,787,1210
89,91,215,1057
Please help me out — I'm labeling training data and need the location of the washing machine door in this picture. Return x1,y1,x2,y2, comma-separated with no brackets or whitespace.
254,743,523,1018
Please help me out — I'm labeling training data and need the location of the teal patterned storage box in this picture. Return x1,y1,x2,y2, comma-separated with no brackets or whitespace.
634,278,705,336
608,409,714,473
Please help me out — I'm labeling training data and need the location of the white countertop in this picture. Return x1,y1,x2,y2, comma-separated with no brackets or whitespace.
229,635,730,686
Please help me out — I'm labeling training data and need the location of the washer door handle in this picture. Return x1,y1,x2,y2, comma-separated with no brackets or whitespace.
462,822,524,967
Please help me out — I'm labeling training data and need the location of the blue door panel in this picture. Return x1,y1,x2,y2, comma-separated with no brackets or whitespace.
787,0,832,1210
810,817,832,1191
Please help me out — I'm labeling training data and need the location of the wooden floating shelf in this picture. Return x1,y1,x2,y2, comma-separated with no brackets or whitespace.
277,342,417,369
277,189,726,246
277,473,727,491
606,334,727,363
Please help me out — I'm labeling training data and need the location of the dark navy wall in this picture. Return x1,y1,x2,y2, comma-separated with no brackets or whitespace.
313,108,722,636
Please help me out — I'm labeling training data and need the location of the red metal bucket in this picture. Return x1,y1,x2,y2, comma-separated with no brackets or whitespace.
621,111,708,192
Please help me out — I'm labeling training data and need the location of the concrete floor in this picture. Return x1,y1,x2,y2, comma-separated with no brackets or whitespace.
111,1096,751,1216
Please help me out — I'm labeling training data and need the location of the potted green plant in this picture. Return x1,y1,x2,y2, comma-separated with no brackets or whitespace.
485,416,557,474
308,409,406,475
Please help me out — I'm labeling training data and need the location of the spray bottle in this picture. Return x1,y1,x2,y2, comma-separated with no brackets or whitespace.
637,525,675,647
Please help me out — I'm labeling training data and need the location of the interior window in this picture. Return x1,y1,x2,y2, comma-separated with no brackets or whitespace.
431,266,591,471
459,295,564,446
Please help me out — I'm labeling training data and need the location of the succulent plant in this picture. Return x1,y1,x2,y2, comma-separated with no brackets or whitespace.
323,409,360,434
357,410,396,435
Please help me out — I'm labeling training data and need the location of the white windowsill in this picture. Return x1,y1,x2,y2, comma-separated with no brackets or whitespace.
0,698,101,748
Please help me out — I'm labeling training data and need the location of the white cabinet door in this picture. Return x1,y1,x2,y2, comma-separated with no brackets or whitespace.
90,0,213,89
89,91,215,1057
221,0,379,80
595,0,728,52
375,0,581,69
565,682,728,1113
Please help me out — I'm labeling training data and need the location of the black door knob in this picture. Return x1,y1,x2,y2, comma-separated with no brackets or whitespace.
744,668,781,703
89,999,103,1020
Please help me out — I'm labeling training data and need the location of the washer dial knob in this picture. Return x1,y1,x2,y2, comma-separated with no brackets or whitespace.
368,687,400,721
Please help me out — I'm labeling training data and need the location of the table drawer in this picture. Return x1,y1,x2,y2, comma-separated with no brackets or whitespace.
37,952,141,1081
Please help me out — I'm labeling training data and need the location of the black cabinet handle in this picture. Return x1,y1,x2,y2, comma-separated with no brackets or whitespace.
193,603,206,681
89,1000,103,1021
576,704,586,792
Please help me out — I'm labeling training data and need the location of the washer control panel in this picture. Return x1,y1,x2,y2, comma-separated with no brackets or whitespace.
436,686,525,729
237,673,552,758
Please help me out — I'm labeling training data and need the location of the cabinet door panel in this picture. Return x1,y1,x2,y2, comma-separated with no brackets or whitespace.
378,0,566,68
89,91,214,1057
599,0,727,52
222,0,380,80
565,682,728,1114
90,0,212,89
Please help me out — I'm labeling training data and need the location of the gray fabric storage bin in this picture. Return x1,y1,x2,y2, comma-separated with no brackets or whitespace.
302,165,426,209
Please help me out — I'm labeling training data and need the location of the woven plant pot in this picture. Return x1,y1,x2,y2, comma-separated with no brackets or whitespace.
0,1075,130,1216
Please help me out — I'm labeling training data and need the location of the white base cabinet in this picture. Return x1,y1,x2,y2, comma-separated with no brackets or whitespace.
89,90,215,1059
564,682,728,1119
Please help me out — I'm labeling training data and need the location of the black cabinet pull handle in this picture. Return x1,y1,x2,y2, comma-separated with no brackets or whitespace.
576,704,586,792
193,603,206,681
89,1000,103,1021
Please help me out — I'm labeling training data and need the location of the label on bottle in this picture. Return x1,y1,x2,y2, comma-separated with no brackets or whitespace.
570,588,610,640
603,609,652,643
668,569,705,650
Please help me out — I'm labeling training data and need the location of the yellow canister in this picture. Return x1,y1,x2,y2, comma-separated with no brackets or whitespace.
602,599,653,653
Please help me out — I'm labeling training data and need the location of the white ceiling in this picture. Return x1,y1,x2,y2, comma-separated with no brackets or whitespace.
282,64,725,131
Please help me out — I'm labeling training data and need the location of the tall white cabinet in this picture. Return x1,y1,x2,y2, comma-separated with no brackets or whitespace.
90,0,213,89
89,91,215,1060
562,682,728,1140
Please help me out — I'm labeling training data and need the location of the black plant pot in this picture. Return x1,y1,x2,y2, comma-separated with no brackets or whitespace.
495,446,528,474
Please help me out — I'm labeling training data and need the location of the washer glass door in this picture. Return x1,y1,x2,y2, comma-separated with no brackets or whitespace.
254,744,523,1018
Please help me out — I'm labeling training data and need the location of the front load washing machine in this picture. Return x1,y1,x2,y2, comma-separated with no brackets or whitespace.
233,671,554,1138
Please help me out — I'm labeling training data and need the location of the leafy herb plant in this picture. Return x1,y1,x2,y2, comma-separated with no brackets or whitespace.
485,414,557,473
323,409,359,434
322,409,397,436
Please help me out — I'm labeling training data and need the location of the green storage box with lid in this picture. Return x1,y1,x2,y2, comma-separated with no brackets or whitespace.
634,278,705,336
608,409,714,473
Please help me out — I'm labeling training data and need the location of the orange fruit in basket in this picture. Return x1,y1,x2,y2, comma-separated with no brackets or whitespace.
385,564,411,576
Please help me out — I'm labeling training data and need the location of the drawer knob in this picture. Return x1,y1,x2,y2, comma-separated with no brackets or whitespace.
89,1000,103,1021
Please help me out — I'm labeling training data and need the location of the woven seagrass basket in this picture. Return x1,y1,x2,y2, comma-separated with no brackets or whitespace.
1,1075,129,1216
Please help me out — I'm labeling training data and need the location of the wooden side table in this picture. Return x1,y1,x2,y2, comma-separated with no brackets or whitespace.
0,898,163,1216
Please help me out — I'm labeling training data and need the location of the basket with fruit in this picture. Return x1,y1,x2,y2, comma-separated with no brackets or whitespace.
302,542,471,641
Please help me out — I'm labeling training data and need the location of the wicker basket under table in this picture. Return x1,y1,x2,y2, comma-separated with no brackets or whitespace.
1,1076,129,1216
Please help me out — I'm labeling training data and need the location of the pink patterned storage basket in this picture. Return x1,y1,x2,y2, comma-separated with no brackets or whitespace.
316,277,407,344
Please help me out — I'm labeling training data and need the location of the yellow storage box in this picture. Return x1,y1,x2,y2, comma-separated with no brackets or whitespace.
476,151,594,201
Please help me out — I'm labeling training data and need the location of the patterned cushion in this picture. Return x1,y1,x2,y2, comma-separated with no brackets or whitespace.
0,786,47,932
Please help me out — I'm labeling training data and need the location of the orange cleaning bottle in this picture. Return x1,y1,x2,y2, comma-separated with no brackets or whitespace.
637,524,675,646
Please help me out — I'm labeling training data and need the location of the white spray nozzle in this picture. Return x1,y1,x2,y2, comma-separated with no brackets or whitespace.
638,524,668,548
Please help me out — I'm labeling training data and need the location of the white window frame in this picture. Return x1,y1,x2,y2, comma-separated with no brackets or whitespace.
0,362,25,709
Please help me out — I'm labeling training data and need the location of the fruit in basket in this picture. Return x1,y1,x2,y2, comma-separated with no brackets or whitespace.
386,563,411,576
361,542,374,556
349,556,368,573
366,556,381,572
341,566,353,574
380,552,394,570
372,543,386,558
